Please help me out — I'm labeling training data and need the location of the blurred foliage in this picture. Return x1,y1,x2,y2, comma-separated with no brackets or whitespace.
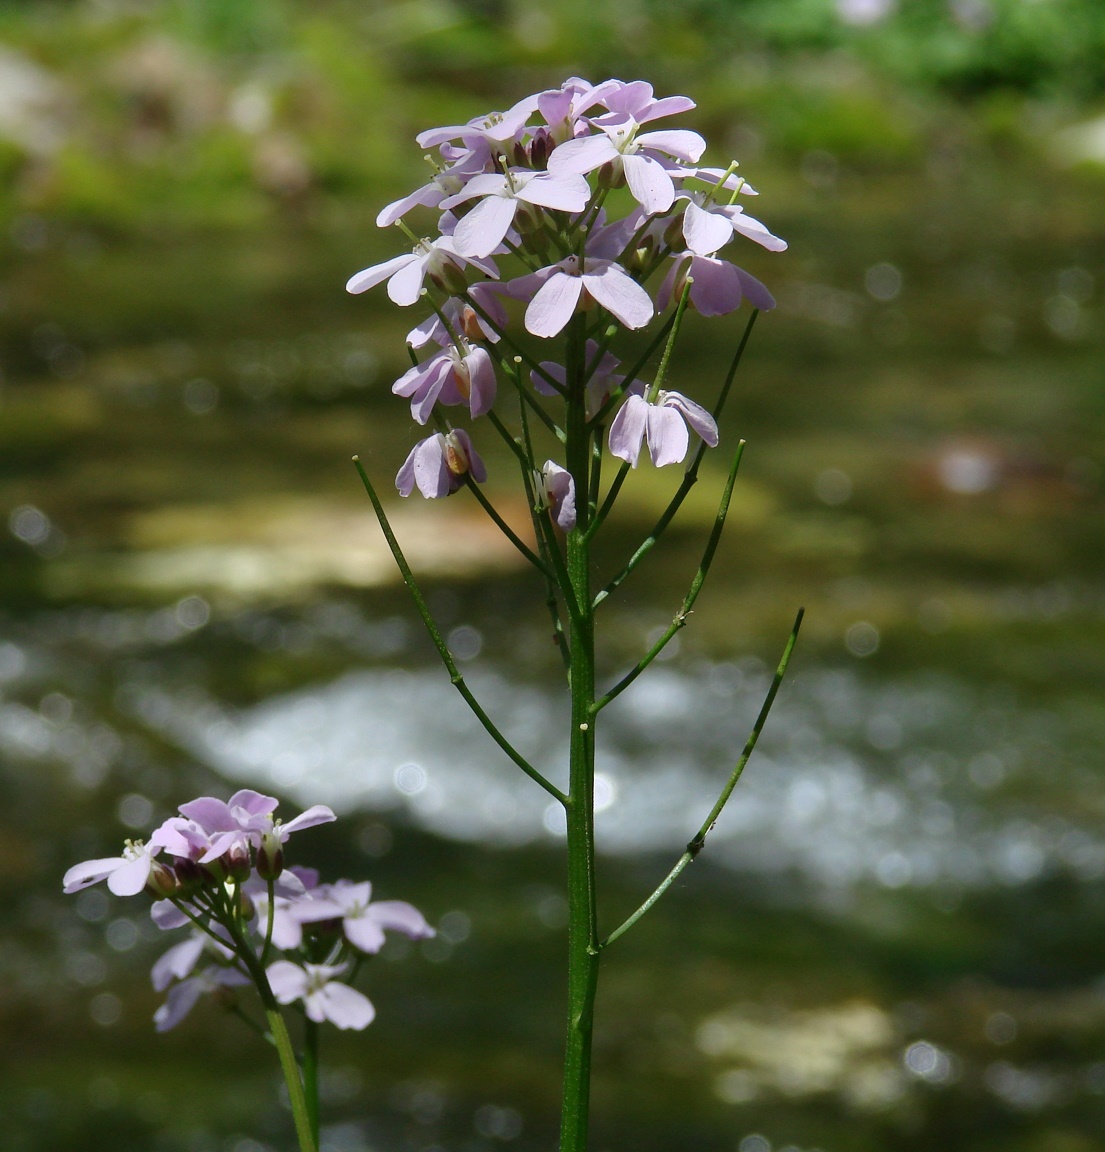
0,0,1103,239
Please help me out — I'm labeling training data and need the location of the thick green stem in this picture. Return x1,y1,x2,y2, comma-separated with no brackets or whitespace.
559,315,601,1152
266,1008,318,1152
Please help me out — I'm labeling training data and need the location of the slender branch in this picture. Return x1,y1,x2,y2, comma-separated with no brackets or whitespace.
261,877,276,966
303,1018,321,1149
601,607,804,948
519,389,571,670
584,460,630,543
461,471,552,576
352,455,566,803
591,440,746,713
267,1007,319,1152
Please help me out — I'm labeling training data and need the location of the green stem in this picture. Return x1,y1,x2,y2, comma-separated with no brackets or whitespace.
602,608,804,948
267,1008,319,1152
559,314,601,1152
353,456,566,803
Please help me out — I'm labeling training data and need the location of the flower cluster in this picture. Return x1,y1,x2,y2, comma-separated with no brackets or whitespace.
64,789,433,1032
347,77,786,524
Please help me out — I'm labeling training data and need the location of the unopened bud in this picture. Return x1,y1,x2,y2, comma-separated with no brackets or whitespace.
145,859,181,899
431,261,469,297
514,204,540,237
663,214,685,249
443,431,472,477
173,855,207,892
224,841,251,882
239,891,256,921
460,306,484,342
256,830,284,881
512,139,528,167
528,128,551,170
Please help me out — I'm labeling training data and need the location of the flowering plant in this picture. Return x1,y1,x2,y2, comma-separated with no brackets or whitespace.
64,789,432,1152
348,77,803,1151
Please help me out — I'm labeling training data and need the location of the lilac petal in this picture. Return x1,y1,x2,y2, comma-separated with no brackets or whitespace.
314,982,376,1030
608,394,650,466
582,263,654,330
464,346,497,417
154,977,207,1032
288,896,347,923
451,429,487,483
198,830,245,863
267,960,309,1003
393,354,443,399
735,265,776,310
728,209,788,252
636,95,696,123
376,183,444,228
600,79,653,117
689,256,743,317
637,129,706,163
623,153,675,215
280,805,337,838
397,436,448,499
151,900,190,930
532,360,566,396
548,133,618,176
387,257,429,306
178,796,237,831
438,172,508,209
228,789,279,817
344,916,387,954
645,404,690,467
526,272,584,338
327,880,372,911
453,194,518,258
683,201,734,256
267,907,304,951
516,172,591,212
664,391,719,446
63,857,122,894
107,852,154,897
346,252,417,295
151,936,206,992
366,900,436,940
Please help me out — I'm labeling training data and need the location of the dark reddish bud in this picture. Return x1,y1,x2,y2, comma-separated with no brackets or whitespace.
145,860,181,899
256,829,284,881
224,841,251,882
529,128,551,170
173,856,207,891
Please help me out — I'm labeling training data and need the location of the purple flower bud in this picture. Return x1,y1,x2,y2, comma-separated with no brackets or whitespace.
256,828,285,881
145,859,181,899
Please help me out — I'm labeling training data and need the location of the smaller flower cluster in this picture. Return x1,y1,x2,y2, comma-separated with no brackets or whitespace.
64,789,433,1032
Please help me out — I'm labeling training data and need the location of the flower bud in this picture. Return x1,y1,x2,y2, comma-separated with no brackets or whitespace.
145,859,181,899
431,260,469,297
224,840,251,882
663,214,685,250
460,306,485,343
443,430,474,478
238,891,256,921
172,855,207,892
528,128,551,171
256,829,284,881
512,139,528,168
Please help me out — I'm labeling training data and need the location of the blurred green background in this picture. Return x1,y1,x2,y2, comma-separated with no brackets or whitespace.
2,1,1105,1150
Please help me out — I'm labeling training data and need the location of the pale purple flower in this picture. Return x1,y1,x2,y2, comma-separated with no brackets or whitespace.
415,93,540,152
547,82,704,215
536,77,622,143
658,251,776,316
346,236,496,306
511,255,653,339
291,880,434,954
267,961,376,1030
376,144,492,227
63,838,164,897
407,285,507,348
608,386,719,467
534,461,577,532
441,169,591,258
154,965,250,1032
679,193,788,256
531,340,624,418
392,340,496,423
396,429,487,499
177,789,335,864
